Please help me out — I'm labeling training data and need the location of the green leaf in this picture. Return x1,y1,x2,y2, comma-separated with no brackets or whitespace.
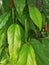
41,38,49,58
27,15,37,33
17,13,26,27
29,6,42,30
7,24,21,65
0,32,6,48
0,34,6,61
30,39,49,65
16,44,37,65
0,32,6,60
14,0,25,16
0,12,10,29
27,0,34,6
3,0,10,12
36,55,45,65
0,59,8,65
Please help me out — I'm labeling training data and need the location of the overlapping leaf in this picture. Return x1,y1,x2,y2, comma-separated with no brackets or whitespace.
30,39,49,65
16,44,37,65
14,0,25,15
0,32,7,65
0,32,6,48
41,38,49,58
0,12,10,29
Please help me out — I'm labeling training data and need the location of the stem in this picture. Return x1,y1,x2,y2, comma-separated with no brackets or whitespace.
12,8,14,23
1,6,4,14
25,19,28,42
25,0,28,43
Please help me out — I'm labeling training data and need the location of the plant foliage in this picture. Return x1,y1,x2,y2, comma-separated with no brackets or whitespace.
0,0,49,65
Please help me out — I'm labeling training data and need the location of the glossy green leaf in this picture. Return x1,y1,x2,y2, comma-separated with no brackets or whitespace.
29,6,42,30
30,39,49,65
14,0,25,15
0,12,10,29
7,24,21,64
16,44,37,65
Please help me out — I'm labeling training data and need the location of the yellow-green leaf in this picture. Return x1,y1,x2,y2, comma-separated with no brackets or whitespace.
7,24,21,65
29,6,42,31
